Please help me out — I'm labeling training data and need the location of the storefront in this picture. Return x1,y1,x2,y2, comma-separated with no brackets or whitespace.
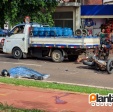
81,5,113,36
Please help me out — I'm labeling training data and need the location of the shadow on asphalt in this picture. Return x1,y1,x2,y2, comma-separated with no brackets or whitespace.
0,53,73,63
25,57,73,63
0,53,13,58
77,65,109,75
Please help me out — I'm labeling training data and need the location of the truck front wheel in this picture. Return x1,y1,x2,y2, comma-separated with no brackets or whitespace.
12,47,23,59
52,50,64,62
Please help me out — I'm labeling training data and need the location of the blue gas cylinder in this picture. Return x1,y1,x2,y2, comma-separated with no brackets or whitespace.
44,27,50,36
68,28,73,36
77,35,82,38
33,27,38,36
38,27,45,37
50,27,56,36
56,27,62,36
62,28,69,36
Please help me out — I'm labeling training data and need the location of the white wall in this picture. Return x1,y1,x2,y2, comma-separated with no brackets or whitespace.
92,18,106,35
92,18,105,29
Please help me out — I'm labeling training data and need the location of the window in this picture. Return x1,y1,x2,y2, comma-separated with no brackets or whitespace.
53,12,73,30
54,20,73,30
53,12,73,19
11,25,25,34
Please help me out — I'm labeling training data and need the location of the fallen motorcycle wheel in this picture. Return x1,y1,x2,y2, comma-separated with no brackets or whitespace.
107,59,113,74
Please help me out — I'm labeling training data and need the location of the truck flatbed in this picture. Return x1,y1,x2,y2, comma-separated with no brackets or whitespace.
30,36,100,48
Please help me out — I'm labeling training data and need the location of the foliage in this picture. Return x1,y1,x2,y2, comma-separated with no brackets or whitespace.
0,77,113,95
0,102,44,112
0,0,58,28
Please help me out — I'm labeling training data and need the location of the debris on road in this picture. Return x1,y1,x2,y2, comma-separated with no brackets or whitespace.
1,66,50,80
83,55,113,74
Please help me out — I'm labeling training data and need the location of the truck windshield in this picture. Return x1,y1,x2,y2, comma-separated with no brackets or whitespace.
10,25,25,35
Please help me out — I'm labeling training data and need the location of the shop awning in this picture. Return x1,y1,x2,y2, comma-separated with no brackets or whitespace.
81,5,113,18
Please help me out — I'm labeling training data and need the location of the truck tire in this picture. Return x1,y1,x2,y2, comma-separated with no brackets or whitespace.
107,59,113,74
68,55,78,61
12,47,23,59
52,50,64,62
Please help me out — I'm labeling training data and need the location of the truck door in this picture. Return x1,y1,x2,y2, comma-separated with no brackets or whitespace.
4,25,26,53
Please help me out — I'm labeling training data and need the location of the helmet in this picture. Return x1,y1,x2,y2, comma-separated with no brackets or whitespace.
1,69,10,77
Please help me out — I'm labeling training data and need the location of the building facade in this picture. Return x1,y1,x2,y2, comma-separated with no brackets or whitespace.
54,0,113,35
53,0,81,33
103,0,113,4
81,0,102,5
81,0,113,36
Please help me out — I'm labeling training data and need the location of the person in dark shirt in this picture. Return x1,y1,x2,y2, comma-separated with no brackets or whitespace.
109,29,113,53
99,28,106,45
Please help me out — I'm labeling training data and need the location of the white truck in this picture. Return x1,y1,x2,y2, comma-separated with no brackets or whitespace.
3,23,100,62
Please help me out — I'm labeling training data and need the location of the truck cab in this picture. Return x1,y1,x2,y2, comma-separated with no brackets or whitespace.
3,23,46,57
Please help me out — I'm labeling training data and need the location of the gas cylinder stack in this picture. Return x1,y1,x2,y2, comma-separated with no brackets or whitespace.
32,27,73,38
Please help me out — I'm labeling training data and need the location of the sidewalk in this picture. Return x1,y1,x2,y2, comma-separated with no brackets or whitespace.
0,83,113,112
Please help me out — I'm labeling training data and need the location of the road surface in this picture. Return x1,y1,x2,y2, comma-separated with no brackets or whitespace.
0,53,113,89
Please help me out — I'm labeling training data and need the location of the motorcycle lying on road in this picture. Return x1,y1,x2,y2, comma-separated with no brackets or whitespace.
83,55,113,74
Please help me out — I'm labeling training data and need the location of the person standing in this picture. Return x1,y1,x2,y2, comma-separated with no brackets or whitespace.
109,29,113,53
99,28,106,44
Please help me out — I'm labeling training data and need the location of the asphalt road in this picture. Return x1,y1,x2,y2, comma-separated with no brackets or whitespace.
0,53,113,89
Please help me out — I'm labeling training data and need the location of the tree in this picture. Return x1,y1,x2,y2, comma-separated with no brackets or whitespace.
0,1,5,28
0,0,58,28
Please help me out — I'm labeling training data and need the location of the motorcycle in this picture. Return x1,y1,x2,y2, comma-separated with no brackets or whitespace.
94,38,111,60
83,54,113,74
